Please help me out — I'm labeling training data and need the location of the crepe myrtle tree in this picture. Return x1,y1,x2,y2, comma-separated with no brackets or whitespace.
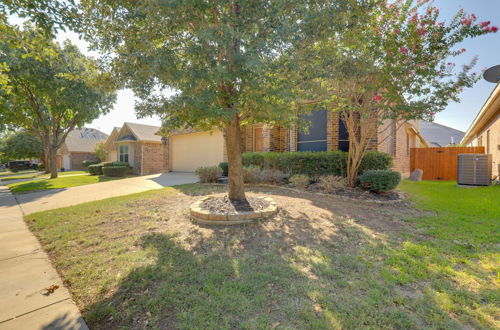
0,24,116,178
298,0,497,186
77,0,336,202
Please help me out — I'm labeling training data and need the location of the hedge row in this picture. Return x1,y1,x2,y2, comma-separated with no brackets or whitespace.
88,161,132,175
102,166,129,177
241,151,392,178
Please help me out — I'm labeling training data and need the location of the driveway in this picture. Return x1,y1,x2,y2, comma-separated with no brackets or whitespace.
13,172,198,215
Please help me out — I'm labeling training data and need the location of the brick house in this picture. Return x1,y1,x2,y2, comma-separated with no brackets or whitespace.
461,83,500,178
104,122,170,175
56,128,108,171
238,110,428,177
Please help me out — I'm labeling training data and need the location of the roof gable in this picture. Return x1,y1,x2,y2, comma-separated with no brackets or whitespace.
419,121,465,147
64,128,109,153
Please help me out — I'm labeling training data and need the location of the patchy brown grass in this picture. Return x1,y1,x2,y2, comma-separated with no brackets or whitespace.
26,183,499,329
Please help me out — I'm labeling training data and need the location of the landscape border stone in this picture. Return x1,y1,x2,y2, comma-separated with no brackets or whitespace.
190,195,278,225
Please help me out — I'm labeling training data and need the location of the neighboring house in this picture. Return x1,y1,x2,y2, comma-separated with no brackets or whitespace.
105,122,224,174
104,122,171,175
461,83,500,178
419,121,465,147
57,128,108,171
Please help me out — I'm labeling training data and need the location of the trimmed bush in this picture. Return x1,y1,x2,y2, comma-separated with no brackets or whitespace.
102,166,129,177
82,159,99,168
219,162,228,176
358,151,393,173
87,164,103,175
195,166,222,183
358,170,401,193
37,164,45,171
289,174,311,188
242,151,392,178
317,175,346,192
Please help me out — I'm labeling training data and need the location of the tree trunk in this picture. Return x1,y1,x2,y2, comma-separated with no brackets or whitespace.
225,115,246,202
48,146,58,179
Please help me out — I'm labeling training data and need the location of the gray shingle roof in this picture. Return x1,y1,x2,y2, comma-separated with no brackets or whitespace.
64,128,108,153
125,122,162,142
419,121,465,147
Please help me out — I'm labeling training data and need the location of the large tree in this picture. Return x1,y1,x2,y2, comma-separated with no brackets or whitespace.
0,24,116,178
76,0,339,202
0,130,43,161
297,0,497,186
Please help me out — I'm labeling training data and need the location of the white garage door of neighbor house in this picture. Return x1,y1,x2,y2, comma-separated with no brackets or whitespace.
171,131,224,172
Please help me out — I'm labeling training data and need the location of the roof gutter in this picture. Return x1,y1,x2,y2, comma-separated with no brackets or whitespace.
461,83,500,144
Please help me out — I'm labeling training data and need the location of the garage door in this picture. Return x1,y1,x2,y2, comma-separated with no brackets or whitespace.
171,131,224,172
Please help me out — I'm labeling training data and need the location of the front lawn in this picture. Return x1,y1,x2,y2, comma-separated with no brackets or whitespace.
0,170,86,182
8,173,125,193
0,169,37,177
25,182,499,329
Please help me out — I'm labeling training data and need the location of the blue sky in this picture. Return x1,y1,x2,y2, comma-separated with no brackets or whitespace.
10,1,500,134
431,0,500,132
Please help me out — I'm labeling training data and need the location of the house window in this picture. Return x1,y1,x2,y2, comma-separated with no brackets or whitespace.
297,109,328,151
387,120,395,156
119,145,129,163
338,115,349,152
486,130,490,154
406,133,410,156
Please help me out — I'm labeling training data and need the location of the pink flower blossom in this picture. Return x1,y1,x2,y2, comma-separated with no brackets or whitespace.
400,46,409,54
418,28,427,35
393,28,400,34
460,48,466,53
429,112,435,116
479,21,490,27
373,94,382,102
489,26,499,33
471,13,477,20
462,18,472,26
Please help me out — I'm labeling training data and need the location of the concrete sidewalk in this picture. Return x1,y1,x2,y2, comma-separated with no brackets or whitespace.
15,172,198,215
0,186,88,330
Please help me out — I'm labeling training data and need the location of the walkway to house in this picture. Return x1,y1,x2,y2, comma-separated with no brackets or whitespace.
0,186,88,329
14,172,198,215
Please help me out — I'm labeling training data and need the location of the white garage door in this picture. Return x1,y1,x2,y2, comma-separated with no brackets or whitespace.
171,131,224,172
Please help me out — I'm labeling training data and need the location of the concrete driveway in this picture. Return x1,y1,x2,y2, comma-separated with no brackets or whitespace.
14,172,198,215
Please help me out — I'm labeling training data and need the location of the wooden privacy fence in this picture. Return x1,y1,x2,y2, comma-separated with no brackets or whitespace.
410,146,485,181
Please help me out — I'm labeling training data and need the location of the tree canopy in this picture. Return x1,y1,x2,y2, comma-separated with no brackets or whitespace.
0,130,42,162
0,23,116,178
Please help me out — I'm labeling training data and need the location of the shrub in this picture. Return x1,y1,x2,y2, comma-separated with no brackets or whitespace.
243,165,262,183
82,159,99,168
242,151,392,178
289,174,311,188
317,175,346,192
218,162,228,176
37,164,45,171
259,169,285,184
88,161,132,175
358,170,401,193
102,166,129,177
87,164,103,175
195,166,222,183
358,151,393,173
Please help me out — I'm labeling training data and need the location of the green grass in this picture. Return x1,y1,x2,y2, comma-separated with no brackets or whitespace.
25,182,500,329
0,169,37,176
7,173,125,193
0,170,87,182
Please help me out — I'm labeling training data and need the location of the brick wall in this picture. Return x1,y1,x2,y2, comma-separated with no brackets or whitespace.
327,112,339,151
133,143,142,175
70,152,99,170
141,142,169,175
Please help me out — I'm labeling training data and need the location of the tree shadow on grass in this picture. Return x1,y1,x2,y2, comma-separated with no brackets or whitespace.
78,184,497,329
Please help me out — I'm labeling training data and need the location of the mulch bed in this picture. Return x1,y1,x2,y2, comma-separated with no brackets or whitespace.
307,184,402,202
200,195,270,213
